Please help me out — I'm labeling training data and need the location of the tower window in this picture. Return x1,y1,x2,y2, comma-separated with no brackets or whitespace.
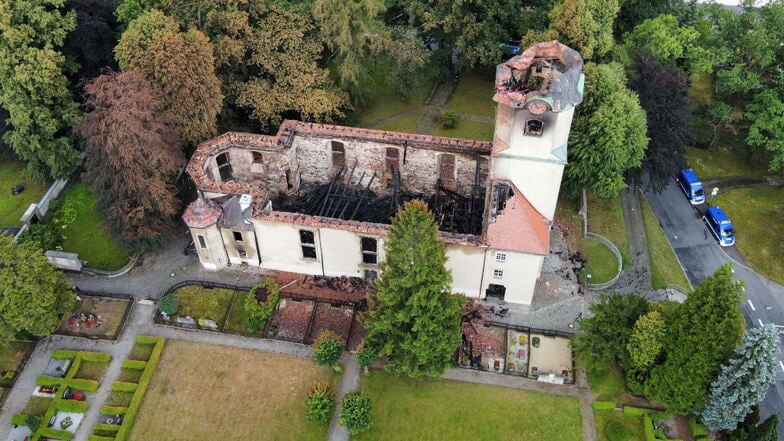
216,152,233,181
439,154,456,188
361,237,378,265
331,141,346,168
495,252,507,262
197,235,207,249
252,151,263,164
300,230,317,259
233,231,243,242
525,119,544,136
493,269,504,279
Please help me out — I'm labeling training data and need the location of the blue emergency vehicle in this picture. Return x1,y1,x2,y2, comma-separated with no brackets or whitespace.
677,169,705,204
703,206,735,246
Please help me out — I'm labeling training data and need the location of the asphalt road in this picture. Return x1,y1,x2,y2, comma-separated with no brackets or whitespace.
643,178,784,438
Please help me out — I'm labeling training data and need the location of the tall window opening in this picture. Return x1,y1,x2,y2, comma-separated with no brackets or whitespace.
233,231,243,242
439,154,456,190
252,151,263,164
216,152,233,181
331,141,346,168
361,237,378,264
385,148,400,173
300,230,317,259
197,235,207,249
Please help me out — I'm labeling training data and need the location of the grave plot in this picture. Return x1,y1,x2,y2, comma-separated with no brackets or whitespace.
57,295,132,339
306,302,354,344
268,298,314,342
460,323,506,372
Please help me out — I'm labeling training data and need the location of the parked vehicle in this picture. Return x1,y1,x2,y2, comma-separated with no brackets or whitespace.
676,169,705,204
703,206,735,246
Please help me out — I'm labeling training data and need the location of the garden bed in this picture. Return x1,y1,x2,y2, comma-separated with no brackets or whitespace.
57,295,131,340
306,302,354,343
268,298,314,342
0,340,36,387
168,285,236,326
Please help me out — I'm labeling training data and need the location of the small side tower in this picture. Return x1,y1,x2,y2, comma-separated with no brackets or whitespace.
182,193,228,270
490,41,584,222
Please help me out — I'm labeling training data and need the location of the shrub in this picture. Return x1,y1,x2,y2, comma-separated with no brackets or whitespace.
56,399,89,413
67,378,99,392
313,330,345,367
122,360,147,370
305,381,335,424
622,406,647,416
689,415,709,436
112,381,138,392
606,419,631,441
11,414,39,432
135,335,164,345
340,391,372,434
100,405,128,415
594,400,616,410
441,110,460,129
88,435,117,441
18,223,64,251
158,294,178,315
52,350,78,360
357,344,377,369
532,336,540,348
244,279,280,333
114,337,165,441
80,352,112,363
38,427,74,440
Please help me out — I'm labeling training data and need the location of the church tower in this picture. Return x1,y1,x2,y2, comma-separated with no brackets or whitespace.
490,41,584,222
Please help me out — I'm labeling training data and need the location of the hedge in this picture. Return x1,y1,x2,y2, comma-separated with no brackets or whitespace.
643,415,655,441
67,378,99,392
122,360,147,370
594,400,616,410
36,375,62,386
11,413,30,426
52,350,78,360
112,337,165,441
93,423,120,433
111,382,138,393
135,335,164,345
56,399,89,413
88,436,116,441
80,352,112,363
37,427,74,440
689,415,709,437
66,357,82,379
622,406,648,416
100,406,128,415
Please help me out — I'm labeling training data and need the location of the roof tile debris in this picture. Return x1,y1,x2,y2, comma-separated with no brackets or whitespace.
486,183,550,255
493,40,583,113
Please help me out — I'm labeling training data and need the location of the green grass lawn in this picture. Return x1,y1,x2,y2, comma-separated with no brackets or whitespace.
355,371,582,441
445,69,496,118
57,183,129,271
75,360,109,381
224,291,263,335
107,390,134,407
372,110,425,133
171,285,236,324
587,193,629,263
22,397,52,417
117,367,143,383
0,341,36,386
433,120,494,141
686,146,769,179
595,410,645,441
581,237,619,284
714,186,784,285
688,71,715,107
129,342,153,362
0,162,49,227
639,195,691,290
354,59,437,128
588,364,627,404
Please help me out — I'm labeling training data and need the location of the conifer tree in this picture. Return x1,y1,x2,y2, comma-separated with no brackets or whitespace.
362,200,465,378
699,325,780,431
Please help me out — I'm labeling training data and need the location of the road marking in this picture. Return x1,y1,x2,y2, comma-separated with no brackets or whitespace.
758,319,765,327
748,300,756,311
779,361,784,372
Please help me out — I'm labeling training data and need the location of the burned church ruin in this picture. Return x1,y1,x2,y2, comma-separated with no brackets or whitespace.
182,41,584,307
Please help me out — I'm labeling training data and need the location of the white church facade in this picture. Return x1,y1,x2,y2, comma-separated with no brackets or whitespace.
182,41,584,308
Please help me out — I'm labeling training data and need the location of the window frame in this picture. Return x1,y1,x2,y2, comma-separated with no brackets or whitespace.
360,236,378,265
251,151,263,164
493,269,504,279
197,235,207,249
300,229,318,260
495,252,507,263
216,152,233,181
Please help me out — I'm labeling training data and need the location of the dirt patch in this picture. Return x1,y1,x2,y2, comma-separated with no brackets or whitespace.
57,296,131,339
269,298,314,342
306,302,354,344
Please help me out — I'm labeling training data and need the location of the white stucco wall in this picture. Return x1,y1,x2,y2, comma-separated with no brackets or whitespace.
506,107,574,162
445,244,486,298
318,228,385,277
492,157,563,221
254,220,324,275
220,228,260,266
191,224,229,270
482,249,544,307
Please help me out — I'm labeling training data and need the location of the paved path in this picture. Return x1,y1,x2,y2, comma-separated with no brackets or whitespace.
327,354,361,441
611,188,653,294
415,80,457,135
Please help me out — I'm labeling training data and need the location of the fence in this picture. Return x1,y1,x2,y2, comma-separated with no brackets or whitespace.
580,188,624,290
155,281,364,349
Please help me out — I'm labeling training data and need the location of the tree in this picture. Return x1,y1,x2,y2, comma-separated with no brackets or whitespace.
622,14,699,67
340,391,372,434
615,0,681,35
313,330,345,367
571,293,649,370
645,264,745,413
362,200,465,378
305,381,335,424
17,224,64,252
0,236,74,340
204,1,348,132
0,0,82,180
699,325,780,431
626,310,666,371
117,9,222,145
78,70,183,253
383,27,433,100
563,62,648,197
749,415,778,441
64,0,119,81
398,0,522,68
312,0,387,100
158,294,178,315
244,279,281,333
549,0,618,60
745,88,784,173
627,54,693,192
115,0,163,25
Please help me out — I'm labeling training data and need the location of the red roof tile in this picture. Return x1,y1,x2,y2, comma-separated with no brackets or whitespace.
486,184,550,255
